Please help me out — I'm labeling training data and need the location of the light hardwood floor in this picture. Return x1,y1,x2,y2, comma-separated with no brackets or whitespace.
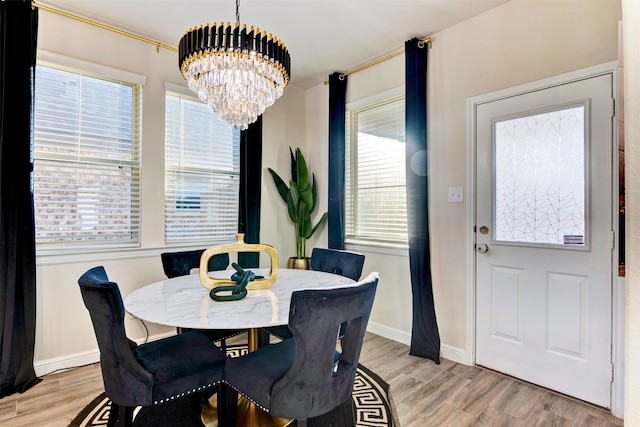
357,334,623,427
0,332,624,426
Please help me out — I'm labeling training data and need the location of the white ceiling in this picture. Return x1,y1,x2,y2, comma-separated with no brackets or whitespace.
39,0,508,88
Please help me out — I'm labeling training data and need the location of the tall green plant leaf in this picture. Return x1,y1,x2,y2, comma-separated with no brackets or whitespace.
310,175,318,213
308,212,328,239
287,181,300,223
268,168,289,203
298,181,313,211
289,147,297,184
295,147,310,192
298,201,312,238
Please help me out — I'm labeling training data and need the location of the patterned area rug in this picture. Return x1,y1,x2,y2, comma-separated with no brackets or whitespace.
69,345,399,427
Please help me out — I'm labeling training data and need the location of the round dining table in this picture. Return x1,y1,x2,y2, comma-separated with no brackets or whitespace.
123,267,356,427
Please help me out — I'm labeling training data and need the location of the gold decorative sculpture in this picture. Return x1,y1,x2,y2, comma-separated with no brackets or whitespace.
199,234,278,290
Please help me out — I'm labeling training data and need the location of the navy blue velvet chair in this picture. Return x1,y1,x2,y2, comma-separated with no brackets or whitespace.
264,247,366,341
78,266,227,427
310,247,366,282
160,249,246,350
225,272,379,424
160,249,229,279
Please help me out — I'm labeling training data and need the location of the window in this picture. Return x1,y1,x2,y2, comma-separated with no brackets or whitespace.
345,93,407,246
494,105,586,245
164,85,240,243
33,57,143,251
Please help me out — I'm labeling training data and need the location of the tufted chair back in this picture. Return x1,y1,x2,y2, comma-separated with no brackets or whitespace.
161,249,229,278
310,247,365,281
225,272,379,421
78,266,153,406
271,272,378,418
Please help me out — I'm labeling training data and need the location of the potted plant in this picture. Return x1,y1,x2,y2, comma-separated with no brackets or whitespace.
268,147,328,269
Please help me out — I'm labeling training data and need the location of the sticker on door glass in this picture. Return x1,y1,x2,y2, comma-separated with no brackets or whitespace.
563,235,584,245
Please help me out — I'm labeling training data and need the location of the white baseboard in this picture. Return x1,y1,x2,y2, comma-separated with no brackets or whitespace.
35,349,100,377
367,321,411,346
440,344,468,365
367,321,469,365
34,331,176,377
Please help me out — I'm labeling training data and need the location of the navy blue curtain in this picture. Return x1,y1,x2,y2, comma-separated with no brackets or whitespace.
238,116,262,268
327,72,348,249
405,38,440,363
0,0,41,397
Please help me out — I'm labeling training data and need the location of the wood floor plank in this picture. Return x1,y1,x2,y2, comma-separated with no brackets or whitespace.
0,401,17,421
523,408,570,427
405,402,475,427
447,370,511,416
405,371,470,416
468,406,524,426
489,380,546,420
445,361,484,381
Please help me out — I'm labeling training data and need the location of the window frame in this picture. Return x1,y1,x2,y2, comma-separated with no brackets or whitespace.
163,82,241,246
345,87,409,253
33,51,145,256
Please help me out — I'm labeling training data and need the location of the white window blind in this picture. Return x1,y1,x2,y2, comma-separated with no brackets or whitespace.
33,64,142,249
165,91,240,243
345,95,407,245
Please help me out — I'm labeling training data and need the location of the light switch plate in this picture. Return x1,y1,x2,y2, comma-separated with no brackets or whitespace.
448,187,464,203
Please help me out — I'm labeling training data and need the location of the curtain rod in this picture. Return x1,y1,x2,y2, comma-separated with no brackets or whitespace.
323,36,432,85
32,1,178,53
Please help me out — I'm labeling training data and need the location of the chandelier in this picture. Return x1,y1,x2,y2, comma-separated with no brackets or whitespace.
178,0,291,130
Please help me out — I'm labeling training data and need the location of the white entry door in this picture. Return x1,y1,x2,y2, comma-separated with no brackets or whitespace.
475,73,614,407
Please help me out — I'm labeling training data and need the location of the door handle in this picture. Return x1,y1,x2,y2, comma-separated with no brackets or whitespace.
475,243,489,253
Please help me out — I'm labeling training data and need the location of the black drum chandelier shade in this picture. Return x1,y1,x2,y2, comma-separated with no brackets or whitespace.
178,0,291,130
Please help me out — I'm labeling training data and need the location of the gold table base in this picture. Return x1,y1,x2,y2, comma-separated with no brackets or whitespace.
201,394,293,427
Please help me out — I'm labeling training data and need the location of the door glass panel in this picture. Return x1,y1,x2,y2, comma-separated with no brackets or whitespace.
494,105,586,245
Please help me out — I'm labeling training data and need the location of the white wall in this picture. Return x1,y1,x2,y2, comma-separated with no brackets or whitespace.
34,11,303,370
622,0,640,424
306,0,621,358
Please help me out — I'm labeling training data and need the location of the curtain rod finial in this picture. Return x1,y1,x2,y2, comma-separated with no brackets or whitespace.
417,37,432,49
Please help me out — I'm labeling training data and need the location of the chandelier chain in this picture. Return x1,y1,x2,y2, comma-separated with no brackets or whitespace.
236,0,240,25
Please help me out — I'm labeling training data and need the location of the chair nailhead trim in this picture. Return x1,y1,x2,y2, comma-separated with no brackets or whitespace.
221,380,270,413
153,380,221,405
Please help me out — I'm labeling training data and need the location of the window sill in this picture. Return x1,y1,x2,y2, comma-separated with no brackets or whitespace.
345,240,409,257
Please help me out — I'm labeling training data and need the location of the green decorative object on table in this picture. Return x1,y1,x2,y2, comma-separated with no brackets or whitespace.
209,263,263,301
268,147,328,269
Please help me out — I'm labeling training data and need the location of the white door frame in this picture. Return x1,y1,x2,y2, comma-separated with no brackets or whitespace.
465,61,623,417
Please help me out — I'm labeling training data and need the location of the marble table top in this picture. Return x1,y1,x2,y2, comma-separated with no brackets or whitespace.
124,268,355,330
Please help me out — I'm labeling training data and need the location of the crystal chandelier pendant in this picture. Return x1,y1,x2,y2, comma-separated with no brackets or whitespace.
178,1,290,130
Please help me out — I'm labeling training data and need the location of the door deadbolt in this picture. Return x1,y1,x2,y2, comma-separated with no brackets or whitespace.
475,243,489,253
479,225,489,235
